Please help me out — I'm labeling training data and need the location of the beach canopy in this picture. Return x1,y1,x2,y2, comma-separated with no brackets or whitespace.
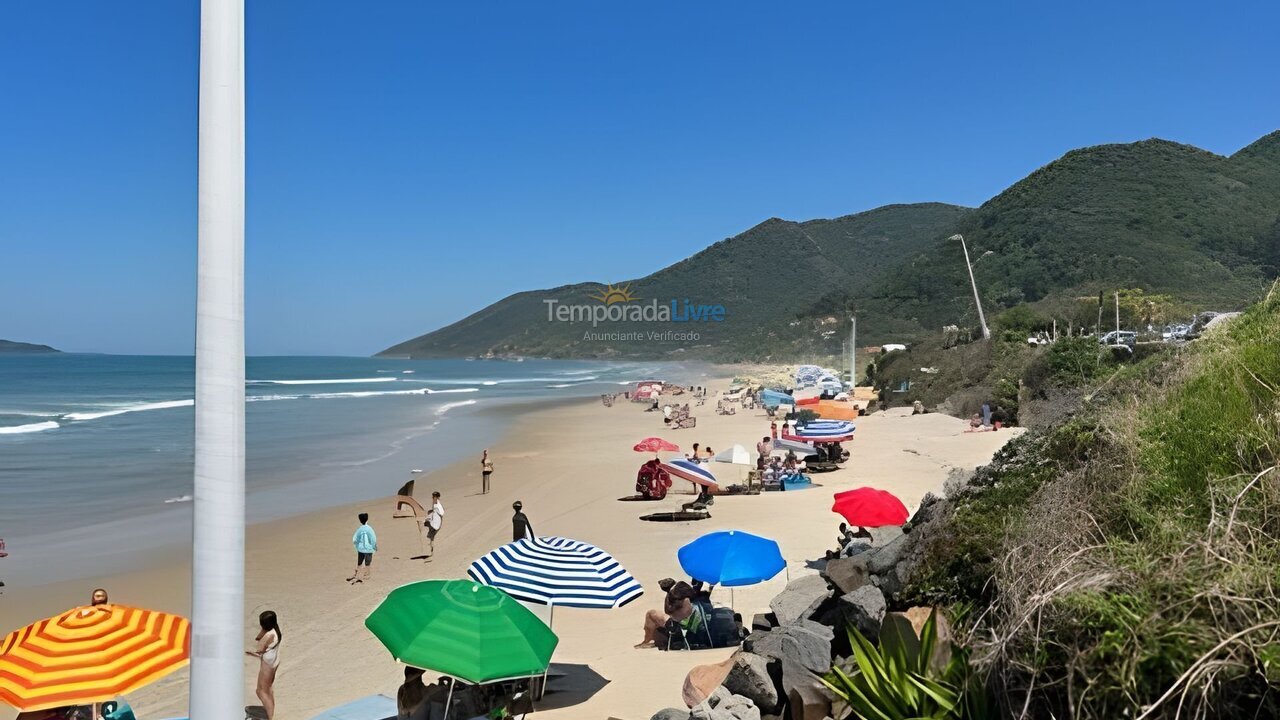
660,458,720,491
759,389,793,409
832,487,910,528
633,437,679,454
677,530,786,587
467,536,644,609
0,604,191,711
365,580,558,684
712,444,751,465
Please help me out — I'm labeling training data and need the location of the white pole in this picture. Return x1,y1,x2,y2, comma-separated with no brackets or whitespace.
190,1,245,718
849,317,856,385
951,235,990,339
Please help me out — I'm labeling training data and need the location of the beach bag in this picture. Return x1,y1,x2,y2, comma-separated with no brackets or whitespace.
707,607,741,647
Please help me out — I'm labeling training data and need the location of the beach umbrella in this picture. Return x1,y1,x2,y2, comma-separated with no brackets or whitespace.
365,579,557,685
633,437,679,454
467,536,644,611
712,444,751,465
660,459,720,491
0,604,191,711
832,487,910,528
678,530,785,588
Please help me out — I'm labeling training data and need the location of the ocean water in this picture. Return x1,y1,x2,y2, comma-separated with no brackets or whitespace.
0,355,703,584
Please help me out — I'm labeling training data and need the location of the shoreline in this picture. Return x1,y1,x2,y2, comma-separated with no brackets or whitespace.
0,374,1020,720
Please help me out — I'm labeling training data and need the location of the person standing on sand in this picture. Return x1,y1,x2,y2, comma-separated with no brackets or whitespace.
348,513,377,584
512,501,534,542
246,610,281,719
426,492,444,554
481,450,494,494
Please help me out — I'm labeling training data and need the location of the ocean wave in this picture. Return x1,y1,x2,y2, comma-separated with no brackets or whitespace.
426,388,479,394
164,495,193,504
0,410,60,418
65,399,194,421
435,399,477,415
248,378,398,385
246,394,301,402
0,421,59,434
546,384,574,389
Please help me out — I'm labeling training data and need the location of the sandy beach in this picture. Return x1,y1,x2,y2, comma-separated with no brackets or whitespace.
0,375,1020,720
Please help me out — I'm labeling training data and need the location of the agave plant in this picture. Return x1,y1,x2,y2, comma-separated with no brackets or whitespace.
820,609,989,720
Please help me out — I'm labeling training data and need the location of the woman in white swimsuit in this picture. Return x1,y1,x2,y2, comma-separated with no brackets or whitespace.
246,610,281,719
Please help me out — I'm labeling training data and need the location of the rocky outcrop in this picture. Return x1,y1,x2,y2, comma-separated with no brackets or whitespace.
721,651,783,714
769,575,833,626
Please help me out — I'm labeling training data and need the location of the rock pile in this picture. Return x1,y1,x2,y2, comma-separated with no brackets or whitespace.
651,510,939,720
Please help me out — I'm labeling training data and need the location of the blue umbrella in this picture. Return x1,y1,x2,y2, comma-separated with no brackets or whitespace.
677,530,786,588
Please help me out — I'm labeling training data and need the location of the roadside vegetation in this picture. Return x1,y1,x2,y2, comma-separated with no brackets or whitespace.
902,283,1280,718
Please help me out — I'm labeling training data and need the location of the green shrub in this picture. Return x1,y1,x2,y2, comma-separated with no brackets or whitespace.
822,611,990,720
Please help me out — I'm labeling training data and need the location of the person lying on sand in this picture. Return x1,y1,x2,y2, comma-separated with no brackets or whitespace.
636,578,695,648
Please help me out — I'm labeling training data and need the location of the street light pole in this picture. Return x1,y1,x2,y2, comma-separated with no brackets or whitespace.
951,234,990,340
191,0,245,717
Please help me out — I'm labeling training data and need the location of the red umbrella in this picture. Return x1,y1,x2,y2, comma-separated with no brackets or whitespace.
831,488,909,527
633,437,679,453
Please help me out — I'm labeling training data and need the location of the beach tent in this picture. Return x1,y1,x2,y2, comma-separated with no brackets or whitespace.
660,458,720,491
712,444,751,465
0,604,191,712
759,389,793,409
467,536,644,612
794,365,824,386
811,400,860,421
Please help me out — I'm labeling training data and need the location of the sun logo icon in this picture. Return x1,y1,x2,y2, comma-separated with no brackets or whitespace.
590,283,639,305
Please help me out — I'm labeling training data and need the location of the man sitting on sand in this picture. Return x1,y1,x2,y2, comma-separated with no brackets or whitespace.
636,578,695,648
349,513,377,584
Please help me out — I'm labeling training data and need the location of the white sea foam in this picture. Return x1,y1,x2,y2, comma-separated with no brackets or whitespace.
246,394,300,402
546,384,574,389
435,399,477,415
425,388,480,394
248,378,397,385
164,495,193,504
0,410,60,418
65,399,194,421
402,370,415,374
307,389,430,400
0,421,59,434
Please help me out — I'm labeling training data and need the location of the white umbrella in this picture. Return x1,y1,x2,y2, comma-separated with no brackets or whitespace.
713,444,751,465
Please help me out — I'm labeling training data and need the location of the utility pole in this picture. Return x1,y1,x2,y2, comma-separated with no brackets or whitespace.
951,235,990,339
191,1,245,718
849,316,857,386
1114,292,1121,335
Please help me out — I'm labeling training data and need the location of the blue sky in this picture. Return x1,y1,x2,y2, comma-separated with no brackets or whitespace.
2,1,1277,355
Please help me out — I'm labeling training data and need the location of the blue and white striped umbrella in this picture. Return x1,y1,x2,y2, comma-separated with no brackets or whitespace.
467,536,644,609
660,458,720,490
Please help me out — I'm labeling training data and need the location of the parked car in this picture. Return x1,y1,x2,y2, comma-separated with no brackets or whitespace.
1099,330,1137,346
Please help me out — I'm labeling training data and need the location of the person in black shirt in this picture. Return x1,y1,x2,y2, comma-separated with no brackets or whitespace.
512,501,534,542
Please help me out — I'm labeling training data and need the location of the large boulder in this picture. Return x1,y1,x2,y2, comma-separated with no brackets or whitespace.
743,621,834,674
722,651,782,714
651,709,689,720
751,612,777,633
777,657,834,720
822,555,869,595
786,684,832,720
689,706,735,720
769,575,833,626
720,694,762,720
866,533,908,576
837,585,886,642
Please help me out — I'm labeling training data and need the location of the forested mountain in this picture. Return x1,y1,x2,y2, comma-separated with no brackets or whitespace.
381,131,1280,359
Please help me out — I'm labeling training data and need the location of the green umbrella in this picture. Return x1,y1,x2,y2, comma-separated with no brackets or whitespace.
365,579,558,684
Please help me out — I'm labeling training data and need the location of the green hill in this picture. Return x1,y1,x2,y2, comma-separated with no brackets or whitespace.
866,132,1280,335
0,339,59,354
379,203,970,360
381,131,1280,359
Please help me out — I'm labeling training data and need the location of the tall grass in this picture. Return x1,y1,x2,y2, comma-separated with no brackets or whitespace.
911,283,1280,718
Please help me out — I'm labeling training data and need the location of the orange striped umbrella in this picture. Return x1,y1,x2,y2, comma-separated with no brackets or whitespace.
0,604,191,711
